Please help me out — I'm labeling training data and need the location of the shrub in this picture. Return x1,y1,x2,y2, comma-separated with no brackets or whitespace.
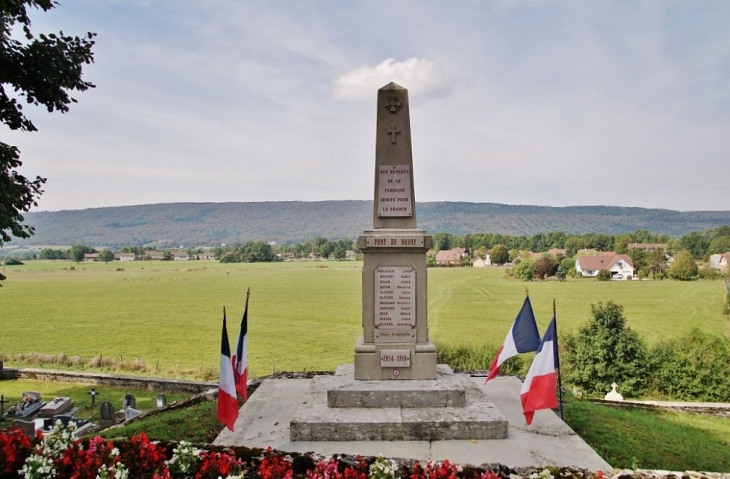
597,270,612,281
648,328,730,401
513,258,535,281
563,301,650,397
697,268,721,280
4,258,24,265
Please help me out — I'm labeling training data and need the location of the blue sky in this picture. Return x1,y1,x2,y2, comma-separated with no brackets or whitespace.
8,1,730,212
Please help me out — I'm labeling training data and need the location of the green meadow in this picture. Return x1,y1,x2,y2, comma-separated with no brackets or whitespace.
1,260,728,378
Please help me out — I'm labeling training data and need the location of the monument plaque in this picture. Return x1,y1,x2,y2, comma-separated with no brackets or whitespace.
375,266,415,329
377,165,412,217
380,350,411,368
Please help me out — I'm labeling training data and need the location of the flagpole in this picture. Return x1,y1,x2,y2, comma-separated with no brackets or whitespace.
553,298,564,419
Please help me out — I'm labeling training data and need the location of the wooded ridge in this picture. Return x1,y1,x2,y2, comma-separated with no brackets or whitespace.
10,201,730,248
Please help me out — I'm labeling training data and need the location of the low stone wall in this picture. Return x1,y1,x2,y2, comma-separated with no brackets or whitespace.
2,368,216,394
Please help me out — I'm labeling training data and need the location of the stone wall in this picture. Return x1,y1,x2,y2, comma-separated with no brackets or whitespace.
2,368,216,394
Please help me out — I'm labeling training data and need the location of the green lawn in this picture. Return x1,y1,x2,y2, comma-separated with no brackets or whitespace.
1,260,727,378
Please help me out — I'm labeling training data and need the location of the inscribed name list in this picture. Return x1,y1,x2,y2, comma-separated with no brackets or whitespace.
375,266,415,330
378,165,412,217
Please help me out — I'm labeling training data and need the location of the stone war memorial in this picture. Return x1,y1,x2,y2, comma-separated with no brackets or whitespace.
215,83,611,471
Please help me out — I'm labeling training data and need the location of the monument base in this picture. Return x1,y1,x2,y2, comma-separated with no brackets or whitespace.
290,365,508,441
354,336,437,380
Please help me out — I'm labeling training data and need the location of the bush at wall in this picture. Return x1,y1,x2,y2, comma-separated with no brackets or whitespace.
648,328,730,402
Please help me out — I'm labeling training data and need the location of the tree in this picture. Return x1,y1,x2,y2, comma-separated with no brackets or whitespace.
98,249,115,263
69,244,94,263
563,301,649,397
709,235,730,255
534,256,558,279
490,245,508,265
1,1,96,247
669,250,698,281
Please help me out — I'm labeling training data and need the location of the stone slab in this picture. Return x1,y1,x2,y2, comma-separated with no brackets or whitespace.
328,364,465,408
214,375,612,472
290,369,507,441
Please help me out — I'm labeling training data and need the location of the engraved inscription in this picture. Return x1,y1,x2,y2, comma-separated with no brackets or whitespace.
377,165,412,217
380,350,411,368
375,266,415,330
375,329,416,343
365,236,424,248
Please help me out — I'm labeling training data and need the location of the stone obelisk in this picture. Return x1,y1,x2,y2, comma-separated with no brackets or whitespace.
355,82,436,380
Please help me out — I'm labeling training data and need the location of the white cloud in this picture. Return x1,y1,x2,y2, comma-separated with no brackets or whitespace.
333,58,454,102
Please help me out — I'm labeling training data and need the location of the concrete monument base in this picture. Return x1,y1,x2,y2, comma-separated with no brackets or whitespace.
290,365,507,441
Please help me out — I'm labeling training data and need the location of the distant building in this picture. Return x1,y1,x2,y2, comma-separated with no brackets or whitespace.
83,253,99,262
710,253,730,273
147,251,165,261
117,253,136,262
575,252,635,280
435,248,467,267
472,254,491,268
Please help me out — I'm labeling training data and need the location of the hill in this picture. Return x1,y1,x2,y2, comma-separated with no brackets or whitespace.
7,201,730,248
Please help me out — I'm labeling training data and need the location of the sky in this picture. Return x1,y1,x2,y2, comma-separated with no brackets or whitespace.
7,1,730,212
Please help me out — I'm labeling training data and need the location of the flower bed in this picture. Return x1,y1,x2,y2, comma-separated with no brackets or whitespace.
1,421,727,479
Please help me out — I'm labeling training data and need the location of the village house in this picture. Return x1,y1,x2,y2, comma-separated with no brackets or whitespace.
575,252,635,280
710,253,730,273
472,254,492,268
171,249,189,261
117,253,136,262
83,253,99,262
146,251,165,261
435,247,468,267
195,251,216,260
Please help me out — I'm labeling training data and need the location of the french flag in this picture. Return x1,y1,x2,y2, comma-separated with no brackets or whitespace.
485,296,541,383
233,290,249,400
217,307,239,431
520,316,559,425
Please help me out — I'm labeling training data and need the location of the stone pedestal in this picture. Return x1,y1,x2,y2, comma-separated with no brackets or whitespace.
290,365,508,441
355,228,435,380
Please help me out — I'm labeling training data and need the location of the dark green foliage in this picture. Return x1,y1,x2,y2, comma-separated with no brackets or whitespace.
563,301,649,397
490,244,509,265
555,265,566,281
4,258,24,265
98,249,115,263
1,0,96,246
649,328,730,402
597,269,612,281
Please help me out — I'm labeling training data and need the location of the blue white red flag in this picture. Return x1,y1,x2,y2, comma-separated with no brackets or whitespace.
217,308,239,431
485,296,541,383
520,316,559,425
233,291,249,400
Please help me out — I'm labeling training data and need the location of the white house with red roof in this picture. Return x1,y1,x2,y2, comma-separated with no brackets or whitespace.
575,252,635,280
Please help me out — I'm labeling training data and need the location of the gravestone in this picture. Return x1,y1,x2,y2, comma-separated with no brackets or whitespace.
355,82,436,380
99,401,116,428
10,419,36,437
289,83,508,441
38,397,73,417
155,393,167,408
122,394,136,410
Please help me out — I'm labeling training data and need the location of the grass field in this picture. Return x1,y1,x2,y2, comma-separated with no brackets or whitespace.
1,260,728,378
